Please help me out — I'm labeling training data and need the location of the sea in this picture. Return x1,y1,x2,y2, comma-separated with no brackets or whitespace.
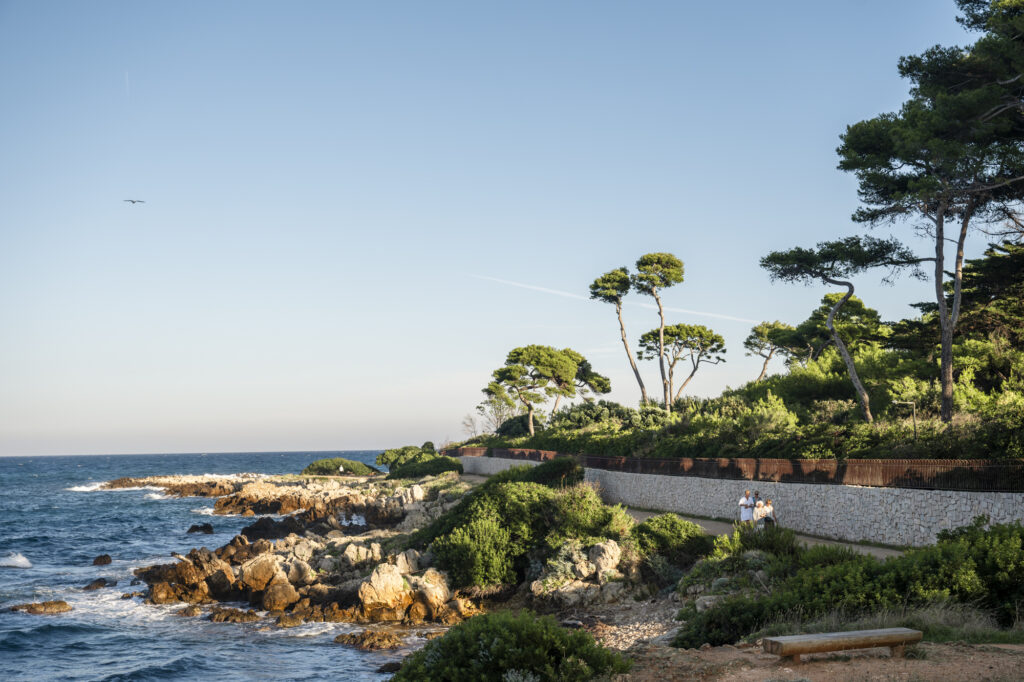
0,451,423,681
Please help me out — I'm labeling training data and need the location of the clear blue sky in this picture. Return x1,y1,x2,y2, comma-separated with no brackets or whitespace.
0,1,982,455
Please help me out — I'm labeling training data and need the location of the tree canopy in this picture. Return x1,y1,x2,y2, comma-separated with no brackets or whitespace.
744,321,795,381
631,253,685,412
589,267,649,404
485,345,580,436
638,323,725,401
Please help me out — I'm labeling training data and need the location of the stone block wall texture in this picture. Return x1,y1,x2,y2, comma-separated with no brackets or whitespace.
461,456,1024,547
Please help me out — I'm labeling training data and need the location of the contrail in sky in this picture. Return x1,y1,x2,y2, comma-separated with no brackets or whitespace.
470,274,759,324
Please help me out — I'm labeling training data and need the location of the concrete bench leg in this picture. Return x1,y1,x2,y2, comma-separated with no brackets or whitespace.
891,645,906,658
782,654,801,664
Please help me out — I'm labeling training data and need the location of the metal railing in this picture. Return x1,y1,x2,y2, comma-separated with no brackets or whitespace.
443,448,1024,493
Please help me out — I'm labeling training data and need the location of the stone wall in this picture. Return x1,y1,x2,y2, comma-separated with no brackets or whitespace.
460,456,1024,547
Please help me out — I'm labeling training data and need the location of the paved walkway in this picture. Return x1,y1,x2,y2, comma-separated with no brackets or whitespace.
459,473,902,560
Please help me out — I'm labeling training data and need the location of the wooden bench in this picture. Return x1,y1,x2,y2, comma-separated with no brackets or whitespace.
762,627,923,663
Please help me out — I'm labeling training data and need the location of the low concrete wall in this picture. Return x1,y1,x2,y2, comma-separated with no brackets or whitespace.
461,456,1024,547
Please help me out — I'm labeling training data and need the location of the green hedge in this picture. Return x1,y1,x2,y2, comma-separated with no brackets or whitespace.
387,456,463,480
392,610,630,681
300,457,379,476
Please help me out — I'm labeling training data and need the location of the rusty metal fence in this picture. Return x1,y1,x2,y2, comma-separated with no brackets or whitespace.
444,448,1024,492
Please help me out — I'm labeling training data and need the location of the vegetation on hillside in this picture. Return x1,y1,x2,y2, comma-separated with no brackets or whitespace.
301,457,379,476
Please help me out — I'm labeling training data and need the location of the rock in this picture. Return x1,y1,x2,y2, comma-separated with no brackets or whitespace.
238,554,283,592
357,564,413,622
276,614,304,628
187,523,214,534
263,582,301,611
292,541,314,562
240,516,305,541
286,559,316,586
650,627,680,646
600,581,625,603
444,597,478,619
376,662,402,674
711,577,731,592
695,595,723,612
83,578,115,591
334,629,404,650
405,569,451,623
342,543,373,568
93,554,112,566
550,580,600,608
175,605,202,617
588,540,621,582
393,549,420,575
148,582,180,605
209,606,260,623
9,600,72,615
573,559,596,580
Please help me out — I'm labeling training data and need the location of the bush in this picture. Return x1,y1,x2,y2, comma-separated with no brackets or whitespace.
674,519,1024,647
301,457,379,476
631,514,713,566
387,456,463,480
520,458,585,488
497,413,546,437
433,511,514,587
392,610,630,681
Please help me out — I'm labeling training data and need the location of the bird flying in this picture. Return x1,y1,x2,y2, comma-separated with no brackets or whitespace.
123,199,145,204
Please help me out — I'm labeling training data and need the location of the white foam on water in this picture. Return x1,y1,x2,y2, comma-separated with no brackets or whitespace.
190,507,218,516
260,622,339,638
66,482,104,492
144,492,168,500
0,552,32,568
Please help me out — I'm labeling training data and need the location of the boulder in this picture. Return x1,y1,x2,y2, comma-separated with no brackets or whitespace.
393,549,420,575
209,606,260,623
341,543,373,568
292,541,314,562
276,613,305,628
357,564,413,622
9,600,72,615
237,554,283,592
83,578,115,591
263,582,301,611
286,559,316,586
334,629,404,650
600,581,626,603
175,605,202,617
573,559,596,580
92,554,112,566
588,540,621,582
148,582,179,605
187,523,214,534
550,580,600,608
695,595,723,612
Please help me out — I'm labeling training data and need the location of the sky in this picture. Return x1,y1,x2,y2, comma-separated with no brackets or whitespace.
0,1,990,455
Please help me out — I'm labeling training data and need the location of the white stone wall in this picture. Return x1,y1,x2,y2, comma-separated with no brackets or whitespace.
459,456,539,476
461,456,1024,547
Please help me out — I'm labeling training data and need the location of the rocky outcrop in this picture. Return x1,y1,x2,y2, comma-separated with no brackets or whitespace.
9,600,72,615
357,564,413,622
83,578,116,590
334,629,404,650
93,554,112,565
589,540,622,583
187,523,214,534
263,582,301,611
102,475,251,498
209,606,260,623
136,548,236,604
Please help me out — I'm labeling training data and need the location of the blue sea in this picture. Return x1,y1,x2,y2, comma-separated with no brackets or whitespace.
0,451,414,681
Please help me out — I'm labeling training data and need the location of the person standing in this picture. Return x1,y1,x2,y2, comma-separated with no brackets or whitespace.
763,498,777,526
738,489,754,524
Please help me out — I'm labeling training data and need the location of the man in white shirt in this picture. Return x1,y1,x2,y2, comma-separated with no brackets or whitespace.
738,489,754,524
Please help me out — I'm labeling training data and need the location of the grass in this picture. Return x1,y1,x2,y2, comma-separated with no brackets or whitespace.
752,603,1024,645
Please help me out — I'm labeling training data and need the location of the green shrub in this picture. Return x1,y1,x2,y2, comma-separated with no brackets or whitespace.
392,610,630,681
300,457,379,476
520,458,585,488
433,511,514,587
631,514,712,565
547,484,631,548
387,455,463,480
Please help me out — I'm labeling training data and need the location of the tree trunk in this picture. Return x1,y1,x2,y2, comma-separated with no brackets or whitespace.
527,404,535,436
652,289,671,413
617,302,649,404
755,348,775,382
823,276,873,423
674,364,700,401
552,394,563,414
937,202,973,425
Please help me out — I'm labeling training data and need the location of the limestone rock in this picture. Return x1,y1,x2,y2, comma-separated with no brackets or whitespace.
276,613,304,628
175,605,202,617
393,549,420,575
695,595,723,612
83,578,115,591
187,523,214,534
10,600,72,615
92,554,112,566
238,554,283,591
334,629,404,650
286,559,316,586
357,564,413,622
209,606,260,623
263,582,301,611
588,540,621,582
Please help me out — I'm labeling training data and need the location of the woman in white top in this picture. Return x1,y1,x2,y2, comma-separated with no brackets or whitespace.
753,500,766,529
763,499,777,526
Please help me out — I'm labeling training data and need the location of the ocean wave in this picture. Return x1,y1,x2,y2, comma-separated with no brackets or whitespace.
65,482,104,492
190,507,217,516
0,552,32,568
144,493,168,501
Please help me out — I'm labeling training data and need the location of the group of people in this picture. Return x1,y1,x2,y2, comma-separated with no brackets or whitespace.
738,489,777,528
